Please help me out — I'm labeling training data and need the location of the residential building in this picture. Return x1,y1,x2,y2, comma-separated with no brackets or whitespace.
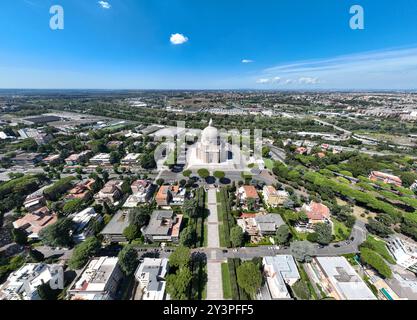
295,147,308,155
0,263,64,300
23,194,46,212
70,207,102,242
90,153,111,165
171,186,186,205
127,180,155,205
142,210,183,243
236,185,260,208
369,171,403,187
311,257,377,300
106,141,123,149
237,213,285,242
43,154,60,165
94,180,124,205
65,179,95,201
11,153,42,165
155,186,179,207
100,210,130,243
134,258,168,300
259,256,300,300
0,131,15,140
121,153,141,165
123,181,156,208
13,207,58,239
387,236,417,272
65,151,90,166
298,201,331,230
254,214,286,237
68,257,123,300
262,186,289,207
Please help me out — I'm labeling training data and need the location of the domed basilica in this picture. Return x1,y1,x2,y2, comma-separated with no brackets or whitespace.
185,119,248,171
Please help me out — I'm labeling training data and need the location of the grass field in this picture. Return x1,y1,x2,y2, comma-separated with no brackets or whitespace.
221,263,232,299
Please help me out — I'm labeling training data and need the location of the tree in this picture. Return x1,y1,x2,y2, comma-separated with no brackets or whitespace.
102,170,109,182
400,172,417,188
275,224,290,245
12,228,27,246
29,249,45,263
68,237,101,270
129,206,151,227
313,223,333,245
141,153,156,170
39,218,74,248
214,171,225,180
182,170,192,177
166,267,192,300
182,199,197,218
366,219,393,238
62,198,84,215
109,151,121,164
290,241,316,262
118,245,138,275
230,226,244,248
246,198,256,211
169,246,191,269
37,282,61,300
180,226,197,247
123,225,141,242
236,262,262,298
197,169,210,179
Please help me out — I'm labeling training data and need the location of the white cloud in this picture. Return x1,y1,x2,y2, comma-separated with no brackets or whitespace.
241,59,254,64
98,1,111,9
298,77,319,85
256,78,270,84
170,33,189,45
257,46,417,88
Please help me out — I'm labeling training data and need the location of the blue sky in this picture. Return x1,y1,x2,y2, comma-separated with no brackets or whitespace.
1,0,417,89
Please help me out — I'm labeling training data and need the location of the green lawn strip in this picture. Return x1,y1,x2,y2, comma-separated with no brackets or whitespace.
219,224,227,248
221,263,232,299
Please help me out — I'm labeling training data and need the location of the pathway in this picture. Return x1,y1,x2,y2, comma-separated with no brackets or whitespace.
205,188,224,300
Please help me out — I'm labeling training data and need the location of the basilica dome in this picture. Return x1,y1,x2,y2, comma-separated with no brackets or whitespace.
201,119,218,145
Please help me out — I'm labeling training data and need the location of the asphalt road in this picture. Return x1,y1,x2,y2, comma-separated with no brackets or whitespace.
266,144,287,163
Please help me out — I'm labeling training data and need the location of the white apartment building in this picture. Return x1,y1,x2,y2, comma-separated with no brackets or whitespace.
90,153,111,165
0,263,63,300
135,258,168,300
387,236,417,272
312,257,377,300
261,255,300,300
68,257,123,300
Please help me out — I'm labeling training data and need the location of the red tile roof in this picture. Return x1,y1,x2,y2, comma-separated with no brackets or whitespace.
305,202,330,221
